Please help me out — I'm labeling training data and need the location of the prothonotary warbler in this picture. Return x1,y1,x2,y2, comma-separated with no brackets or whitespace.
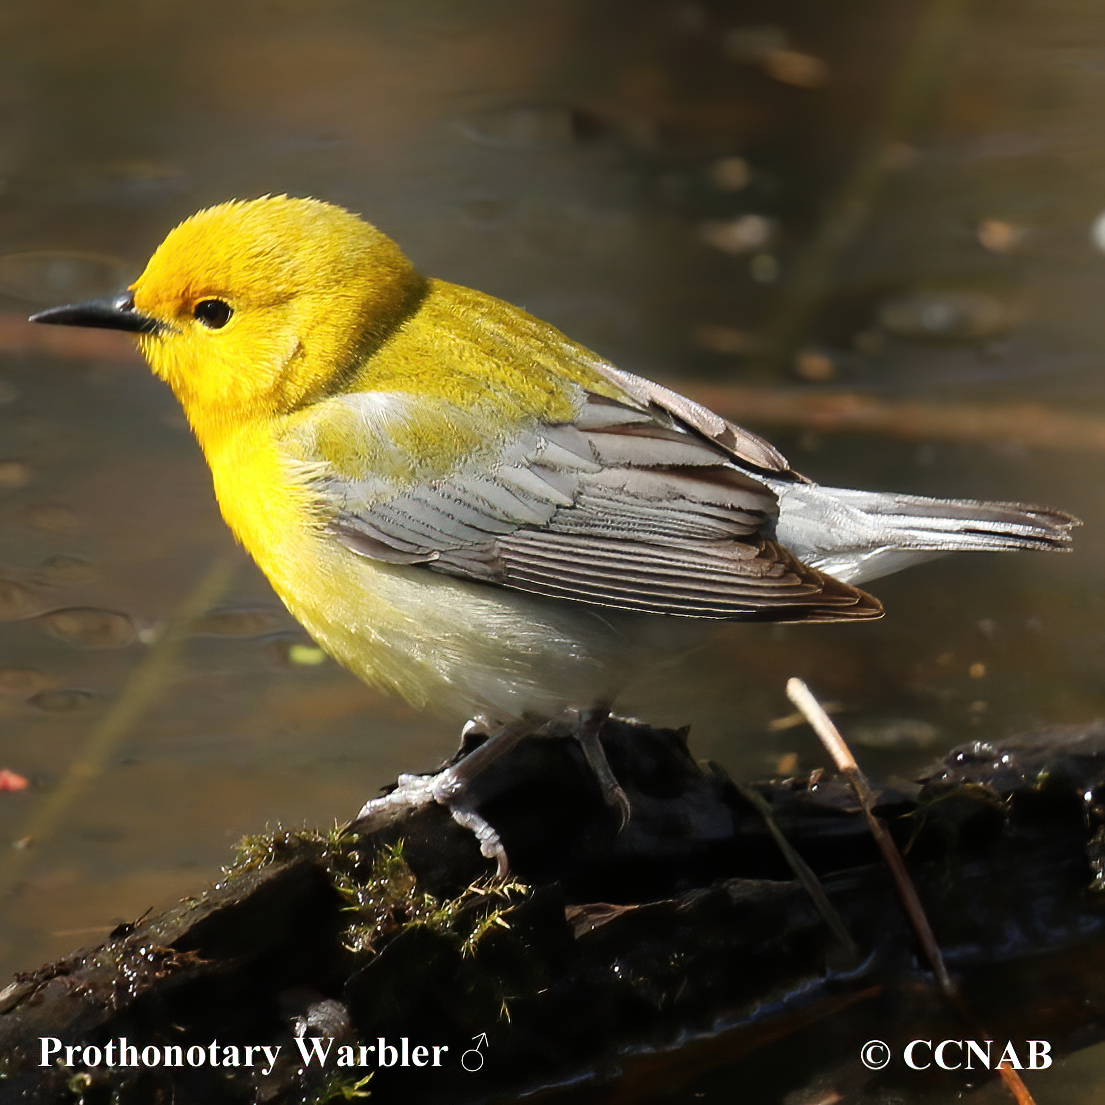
32,196,1078,867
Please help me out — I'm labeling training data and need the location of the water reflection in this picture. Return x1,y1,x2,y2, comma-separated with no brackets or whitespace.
0,1,1102,1100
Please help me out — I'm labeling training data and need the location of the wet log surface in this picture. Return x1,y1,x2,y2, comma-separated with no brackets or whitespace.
3,717,1105,1104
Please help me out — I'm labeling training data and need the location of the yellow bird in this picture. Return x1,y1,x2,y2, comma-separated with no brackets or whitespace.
32,196,1077,865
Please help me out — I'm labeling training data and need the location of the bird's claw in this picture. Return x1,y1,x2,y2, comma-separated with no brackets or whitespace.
356,764,509,877
444,800,509,878
358,709,630,879
573,708,632,830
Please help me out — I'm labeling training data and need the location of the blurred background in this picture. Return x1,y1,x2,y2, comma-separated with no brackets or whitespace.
0,0,1103,1100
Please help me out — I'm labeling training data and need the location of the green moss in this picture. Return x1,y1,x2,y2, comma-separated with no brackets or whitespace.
227,823,348,875
337,844,527,959
311,1071,374,1103
226,825,528,971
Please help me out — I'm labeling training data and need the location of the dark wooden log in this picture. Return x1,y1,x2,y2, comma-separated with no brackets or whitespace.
3,717,1105,1103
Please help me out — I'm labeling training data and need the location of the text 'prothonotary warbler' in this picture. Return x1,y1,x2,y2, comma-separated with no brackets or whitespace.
32,196,1078,868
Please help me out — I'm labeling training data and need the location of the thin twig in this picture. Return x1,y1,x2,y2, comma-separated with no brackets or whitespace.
734,781,860,963
995,1064,1037,1105
786,678,1038,1105
787,678,952,994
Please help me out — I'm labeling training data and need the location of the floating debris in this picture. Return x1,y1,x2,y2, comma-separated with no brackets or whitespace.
288,643,327,666
41,608,137,649
0,461,30,490
698,214,772,254
878,289,1013,342
794,347,836,381
709,156,751,192
721,25,827,88
774,751,799,774
849,717,942,751
762,48,828,89
689,323,754,354
977,218,1026,254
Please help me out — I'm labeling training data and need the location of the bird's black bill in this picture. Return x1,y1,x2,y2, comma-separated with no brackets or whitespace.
29,294,162,335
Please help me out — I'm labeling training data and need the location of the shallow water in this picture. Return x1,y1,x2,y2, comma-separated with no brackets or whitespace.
1,1,1104,1101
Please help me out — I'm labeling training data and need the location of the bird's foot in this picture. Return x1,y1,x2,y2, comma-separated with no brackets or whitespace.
355,769,510,876
355,718,531,876
355,771,436,824
451,707,631,829
568,706,631,829
355,709,629,877
433,791,510,878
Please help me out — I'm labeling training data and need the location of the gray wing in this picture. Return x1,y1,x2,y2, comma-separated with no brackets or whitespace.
317,387,881,621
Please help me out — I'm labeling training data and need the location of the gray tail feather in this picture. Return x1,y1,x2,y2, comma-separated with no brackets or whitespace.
775,484,1079,586
825,487,1078,550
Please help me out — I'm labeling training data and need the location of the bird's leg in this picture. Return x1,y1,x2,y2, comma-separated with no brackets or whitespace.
430,717,532,799
356,708,629,877
434,709,630,867
355,717,533,877
571,705,631,829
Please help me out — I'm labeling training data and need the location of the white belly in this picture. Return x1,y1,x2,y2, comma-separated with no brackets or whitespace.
276,543,688,722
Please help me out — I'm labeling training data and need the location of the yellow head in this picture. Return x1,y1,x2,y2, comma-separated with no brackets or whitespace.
37,196,426,439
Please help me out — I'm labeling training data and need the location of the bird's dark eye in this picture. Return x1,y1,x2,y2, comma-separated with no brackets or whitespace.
193,298,233,329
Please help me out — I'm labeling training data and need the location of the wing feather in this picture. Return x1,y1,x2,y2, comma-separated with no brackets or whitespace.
302,387,881,621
